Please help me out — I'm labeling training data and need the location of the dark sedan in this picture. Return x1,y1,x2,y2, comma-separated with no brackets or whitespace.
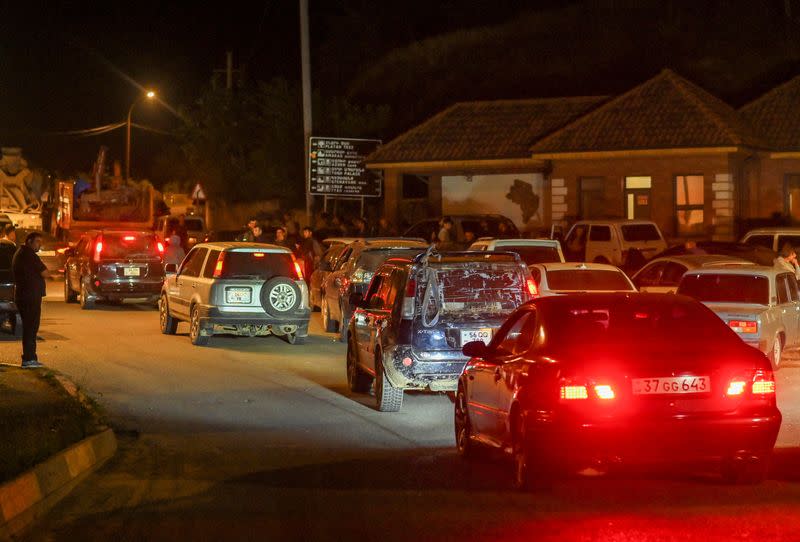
456,293,781,489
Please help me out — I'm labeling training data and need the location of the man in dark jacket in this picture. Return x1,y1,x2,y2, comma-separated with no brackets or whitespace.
12,232,48,368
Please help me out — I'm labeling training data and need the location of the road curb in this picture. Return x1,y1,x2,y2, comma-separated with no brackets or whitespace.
0,428,117,541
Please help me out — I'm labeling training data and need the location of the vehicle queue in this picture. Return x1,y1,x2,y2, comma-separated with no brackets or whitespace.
48,214,800,491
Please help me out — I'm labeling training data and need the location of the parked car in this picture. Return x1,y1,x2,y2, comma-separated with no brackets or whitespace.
404,215,519,244
742,228,800,253
456,293,781,489
321,239,428,342
468,238,565,264
677,266,800,368
309,244,347,311
63,230,166,309
563,220,667,266
16,229,70,275
346,250,535,411
159,242,310,346
156,214,207,248
0,241,21,336
651,241,777,267
529,262,636,297
633,255,750,293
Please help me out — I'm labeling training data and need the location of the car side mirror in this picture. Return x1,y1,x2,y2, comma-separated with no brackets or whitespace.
462,340,488,358
349,292,364,308
165,263,178,274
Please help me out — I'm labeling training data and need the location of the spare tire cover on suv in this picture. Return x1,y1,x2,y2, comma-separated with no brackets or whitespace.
261,277,302,316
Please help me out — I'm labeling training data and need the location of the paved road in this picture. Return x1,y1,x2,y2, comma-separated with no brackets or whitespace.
4,281,800,541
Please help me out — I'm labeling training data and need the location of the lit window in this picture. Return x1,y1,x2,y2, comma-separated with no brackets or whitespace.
675,175,704,236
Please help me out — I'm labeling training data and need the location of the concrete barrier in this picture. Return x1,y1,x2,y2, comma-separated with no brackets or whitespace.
0,428,117,540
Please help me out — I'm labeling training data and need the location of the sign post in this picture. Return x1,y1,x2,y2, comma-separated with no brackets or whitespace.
308,137,382,200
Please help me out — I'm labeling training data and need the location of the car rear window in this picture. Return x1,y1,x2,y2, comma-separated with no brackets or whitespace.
498,245,562,265
218,251,296,280
421,263,526,315
621,224,661,242
744,235,773,250
678,274,770,305
358,248,426,271
546,269,633,291
99,233,160,260
546,297,734,348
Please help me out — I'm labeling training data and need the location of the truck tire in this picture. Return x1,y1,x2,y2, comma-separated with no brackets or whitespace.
261,277,301,317
374,353,403,412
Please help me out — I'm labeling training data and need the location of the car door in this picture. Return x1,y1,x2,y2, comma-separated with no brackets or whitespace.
173,247,207,317
776,273,800,347
633,261,666,292
465,309,533,440
787,274,800,347
587,225,617,264
353,273,385,365
326,246,355,322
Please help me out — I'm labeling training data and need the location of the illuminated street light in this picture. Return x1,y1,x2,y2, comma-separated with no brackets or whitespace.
126,90,157,181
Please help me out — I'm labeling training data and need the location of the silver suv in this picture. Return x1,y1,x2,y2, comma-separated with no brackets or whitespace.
159,242,311,346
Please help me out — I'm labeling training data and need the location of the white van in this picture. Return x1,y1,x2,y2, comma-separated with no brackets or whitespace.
563,219,667,266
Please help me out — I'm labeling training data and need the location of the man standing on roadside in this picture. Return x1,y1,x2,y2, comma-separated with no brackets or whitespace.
12,232,48,368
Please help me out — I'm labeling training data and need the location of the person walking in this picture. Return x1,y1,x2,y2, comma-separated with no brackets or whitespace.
12,232,48,368
163,231,186,267
298,227,323,280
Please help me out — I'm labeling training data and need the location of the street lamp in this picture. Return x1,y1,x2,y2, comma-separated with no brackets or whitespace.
125,90,156,181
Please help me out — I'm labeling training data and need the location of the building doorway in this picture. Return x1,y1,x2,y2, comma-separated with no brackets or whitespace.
578,177,605,219
624,176,652,219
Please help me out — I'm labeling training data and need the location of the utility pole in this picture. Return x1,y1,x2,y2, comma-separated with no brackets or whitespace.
300,0,313,225
213,51,241,90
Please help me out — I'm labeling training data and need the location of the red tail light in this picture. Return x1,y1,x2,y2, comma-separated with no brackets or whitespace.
293,261,304,280
726,370,775,397
594,384,615,400
560,378,615,401
729,320,758,334
123,235,136,242
213,252,225,278
405,277,417,297
526,278,539,297
157,241,165,255
560,385,588,400
93,238,103,262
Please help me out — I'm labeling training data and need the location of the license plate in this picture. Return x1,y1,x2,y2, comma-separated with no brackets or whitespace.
123,267,141,277
38,250,56,257
461,328,493,345
225,287,252,304
632,376,710,395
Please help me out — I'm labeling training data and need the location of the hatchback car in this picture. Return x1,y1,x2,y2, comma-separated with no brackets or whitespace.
677,266,800,368
468,238,565,264
529,262,635,297
64,230,166,309
321,239,428,341
633,255,750,293
346,250,534,411
159,242,310,346
456,293,781,489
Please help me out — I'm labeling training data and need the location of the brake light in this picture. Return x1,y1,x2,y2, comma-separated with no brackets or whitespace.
405,278,416,297
123,235,136,242
253,252,265,258
526,278,539,297
93,239,103,262
560,385,588,400
213,252,225,278
727,370,776,396
752,371,776,395
157,241,165,255
294,261,304,280
594,384,615,400
729,320,758,334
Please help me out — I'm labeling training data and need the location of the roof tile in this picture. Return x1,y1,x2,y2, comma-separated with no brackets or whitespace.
740,75,800,152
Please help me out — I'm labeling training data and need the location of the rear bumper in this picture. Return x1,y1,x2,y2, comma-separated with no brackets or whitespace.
533,410,782,468
384,345,467,391
197,305,311,334
90,279,163,298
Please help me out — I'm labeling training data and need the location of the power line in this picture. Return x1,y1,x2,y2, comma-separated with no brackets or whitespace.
43,121,173,137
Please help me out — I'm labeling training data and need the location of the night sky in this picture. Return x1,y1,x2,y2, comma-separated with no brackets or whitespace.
0,1,532,175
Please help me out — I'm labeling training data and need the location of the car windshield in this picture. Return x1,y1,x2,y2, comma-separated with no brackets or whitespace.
546,296,734,349
678,274,770,305
99,233,160,260
219,251,295,280
546,269,633,291
621,224,661,241
497,245,561,265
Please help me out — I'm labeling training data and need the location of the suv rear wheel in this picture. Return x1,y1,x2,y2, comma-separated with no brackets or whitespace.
261,277,301,317
374,353,403,412
159,295,178,335
189,305,210,346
